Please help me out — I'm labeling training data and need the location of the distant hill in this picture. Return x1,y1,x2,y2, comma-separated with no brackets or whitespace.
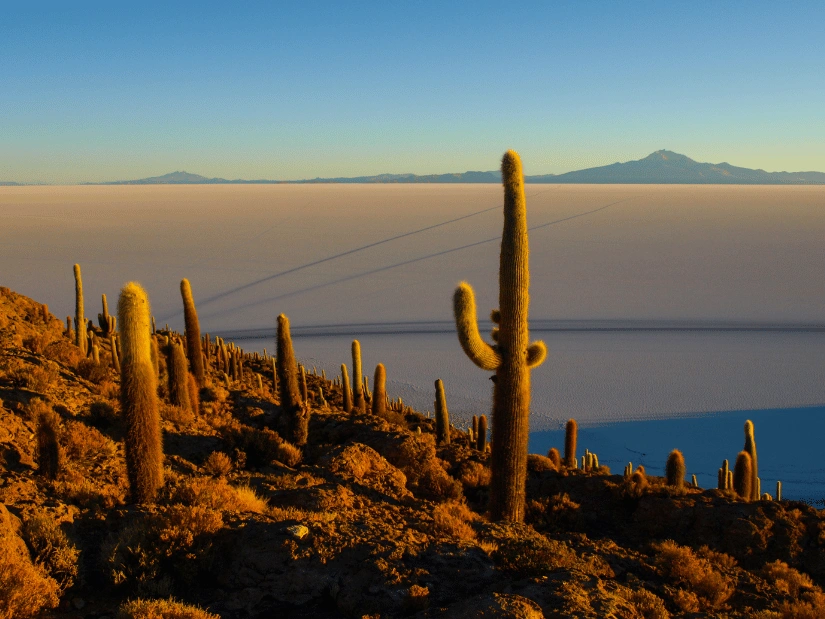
0,181,22,186
19,151,825,185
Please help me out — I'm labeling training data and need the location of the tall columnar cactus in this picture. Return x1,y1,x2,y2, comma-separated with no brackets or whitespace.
277,314,308,446
564,419,578,469
118,282,163,504
341,364,353,413
452,151,547,522
477,414,488,452
744,420,758,501
351,340,366,413
180,279,205,387
73,264,87,355
167,341,193,413
372,363,387,417
472,416,479,441
299,365,309,404
98,293,116,335
665,449,685,488
733,451,753,502
110,335,120,372
434,379,450,445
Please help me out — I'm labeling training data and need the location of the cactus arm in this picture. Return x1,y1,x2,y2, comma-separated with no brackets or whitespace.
453,282,501,371
526,340,547,368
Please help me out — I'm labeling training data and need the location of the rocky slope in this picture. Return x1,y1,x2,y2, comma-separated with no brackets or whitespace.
1,285,824,618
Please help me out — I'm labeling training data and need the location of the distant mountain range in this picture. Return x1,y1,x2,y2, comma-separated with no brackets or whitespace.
4,151,825,185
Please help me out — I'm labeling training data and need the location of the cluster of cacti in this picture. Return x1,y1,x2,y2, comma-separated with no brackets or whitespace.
118,282,163,504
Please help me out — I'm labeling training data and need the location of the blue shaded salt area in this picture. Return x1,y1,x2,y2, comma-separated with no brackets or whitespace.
529,405,825,504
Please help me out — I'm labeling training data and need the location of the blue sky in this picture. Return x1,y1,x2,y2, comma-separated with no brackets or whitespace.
2,1,823,183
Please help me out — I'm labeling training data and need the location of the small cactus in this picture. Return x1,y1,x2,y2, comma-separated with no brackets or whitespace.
180,279,205,387
118,282,163,504
434,379,450,445
564,419,578,468
692,474,698,488
372,363,387,417
351,340,366,413
665,449,685,488
341,363,352,413
776,480,782,501
744,420,758,501
73,264,87,355
733,451,753,501
547,448,561,469
477,414,488,452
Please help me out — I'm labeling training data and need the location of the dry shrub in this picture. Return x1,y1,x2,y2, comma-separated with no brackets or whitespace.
494,533,580,575
416,459,462,501
653,540,734,610
763,560,816,597
23,333,52,354
6,359,60,393
174,477,267,514
526,493,581,529
76,358,109,384
202,451,232,477
21,510,79,593
43,340,83,367
778,591,825,618
616,587,670,619
527,453,557,473
622,467,649,498
432,501,477,542
0,521,60,618
274,440,302,467
226,426,281,468
62,420,115,467
58,469,127,509
103,505,223,590
117,597,220,619
268,505,336,524
160,403,194,428
89,400,119,428
385,434,461,501
458,461,491,489
200,385,228,404
31,400,63,479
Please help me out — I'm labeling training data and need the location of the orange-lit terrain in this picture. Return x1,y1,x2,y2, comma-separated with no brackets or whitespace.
2,283,824,618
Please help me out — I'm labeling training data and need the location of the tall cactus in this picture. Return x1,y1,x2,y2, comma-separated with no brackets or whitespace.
453,151,547,522
564,419,578,469
744,420,758,501
73,264,87,355
167,341,193,413
118,282,163,504
277,314,308,445
341,363,353,413
351,340,366,413
477,414,488,452
733,451,753,501
372,363,387,417
180,279,205,387
434,379,450,445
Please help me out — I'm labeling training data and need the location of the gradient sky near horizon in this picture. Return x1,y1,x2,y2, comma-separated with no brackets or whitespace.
2,2,824,184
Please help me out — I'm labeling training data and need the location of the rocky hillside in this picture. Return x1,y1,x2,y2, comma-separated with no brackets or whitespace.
1,285,825,618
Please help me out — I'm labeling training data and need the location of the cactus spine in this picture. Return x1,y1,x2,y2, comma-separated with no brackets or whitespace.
277,314,308,446
73,264,87,354
351,340,365,413
733,451,753,501
434,379,450,445
564,419,578,469
744,420,758,501
477,414,488,452
372,363,387,416
665,449,685,488
452,151,547,522
180,279,205,387
341,363,352,413
118,282,163,504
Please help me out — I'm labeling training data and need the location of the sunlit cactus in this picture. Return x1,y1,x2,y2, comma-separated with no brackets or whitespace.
733,451,753,501
351,340,366,413
434,379,450,445
564,419,578,469
110,335,120,372
180,279,205,387
744,420,758,501
451,151,547,522
167,340,192,413
299,364,309,404
73,264,87,355
547,448,561,469
118,282,163,504
277,314,308,445
372,363,387,416
665,449,685,488
98,293,116,335
340,363,352,413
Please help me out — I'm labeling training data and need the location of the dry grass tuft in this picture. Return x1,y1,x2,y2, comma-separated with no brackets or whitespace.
762,560,816,597
458,461,491,489
0,519,60,619
274,439,302,467
62,420,115,467
431,501,477,542
21,510,79,593
174,477,267,513
653,540,734,611
202,451,232,477
117,597,220,619
160,402,194,428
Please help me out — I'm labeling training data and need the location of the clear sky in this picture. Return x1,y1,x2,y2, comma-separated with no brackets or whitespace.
2,1,824,183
